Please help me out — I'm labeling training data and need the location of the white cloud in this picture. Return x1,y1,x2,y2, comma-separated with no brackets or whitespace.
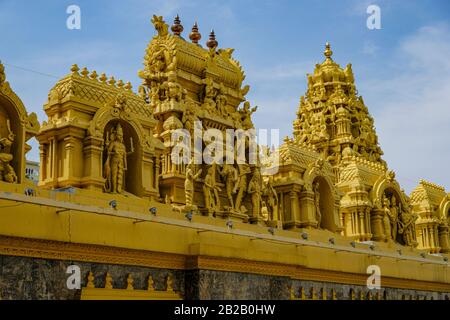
369,23,450,193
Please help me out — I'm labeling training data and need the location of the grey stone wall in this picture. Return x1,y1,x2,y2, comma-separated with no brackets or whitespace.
0,255,449,300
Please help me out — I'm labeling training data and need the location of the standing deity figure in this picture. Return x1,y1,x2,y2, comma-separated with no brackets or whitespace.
0,118,17,183
247,169,262,219
235,164,251,211
184,162,202,208
389,196,399,241
398,209,418,247
182,102,198,134
104,123,134,194
215,83,228,117
382,198,392,241
239,101,257,130
203,165,221,214
219,163,238,210
202,78,216,114
314,181,322,228
263,177,278,221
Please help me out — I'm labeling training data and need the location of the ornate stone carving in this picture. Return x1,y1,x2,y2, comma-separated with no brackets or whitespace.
203,164,221,214
247,168,262,219
184,161,202,209
0,118,17,183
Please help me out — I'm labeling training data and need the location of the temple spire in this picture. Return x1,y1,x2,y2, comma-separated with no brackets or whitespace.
324,42,333,61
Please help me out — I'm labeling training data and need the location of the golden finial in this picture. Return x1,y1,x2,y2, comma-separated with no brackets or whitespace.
124,81,132,91
126,274,134,290
99,72,107,83
147,275,155,291
70,64,80,75
104,272,113,289
324,42,333,60
89,70,98,80
171,14,184,36
108,76,116,86
117,79,124,89
206,29,218,49
189,22,201,44
80,67,89,77
87,271,95,288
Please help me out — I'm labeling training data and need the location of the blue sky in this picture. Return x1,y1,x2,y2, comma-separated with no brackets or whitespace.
0,0,449,193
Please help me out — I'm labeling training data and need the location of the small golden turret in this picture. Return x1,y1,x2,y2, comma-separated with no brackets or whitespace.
171,14,184,36
189,22,201,44
206,29,218,49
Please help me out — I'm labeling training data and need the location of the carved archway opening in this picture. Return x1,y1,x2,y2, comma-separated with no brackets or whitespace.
0,95,23,182
313,176,335,231
102,120,142,197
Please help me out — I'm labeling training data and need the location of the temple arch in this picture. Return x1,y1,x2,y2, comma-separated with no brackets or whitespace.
312,175,336,231
0,64,39,183
302,161,341,232
86,95,151,197
102,119,143,197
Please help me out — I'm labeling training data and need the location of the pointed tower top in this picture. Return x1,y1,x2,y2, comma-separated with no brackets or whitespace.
171,14,184,36
206,29,218,49
324,42,333,61
189,22,201,44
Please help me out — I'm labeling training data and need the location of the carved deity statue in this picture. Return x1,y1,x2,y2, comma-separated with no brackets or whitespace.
202,78,216,114
0,118,17,183
239,101,257,130
389,196,400,241
104,123,134,194
398,208,418,247
263,176,278,221
235,164,251,211
314,181,322,228
382,198,392,241
184,162,202,208
247,169,262,219
215,83,228,117
219,163,238,210
203,164,221,214
182,102,198,134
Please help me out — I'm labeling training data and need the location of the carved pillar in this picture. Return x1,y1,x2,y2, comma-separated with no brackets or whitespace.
38,144,47,184
142,150,154,197
155,155,161,194
438,225,450,253
81,135,104,191
370,208,385,242
299,187,317,228
63,136,75,181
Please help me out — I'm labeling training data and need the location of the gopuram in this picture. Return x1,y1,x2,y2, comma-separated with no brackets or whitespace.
0,15,449,300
